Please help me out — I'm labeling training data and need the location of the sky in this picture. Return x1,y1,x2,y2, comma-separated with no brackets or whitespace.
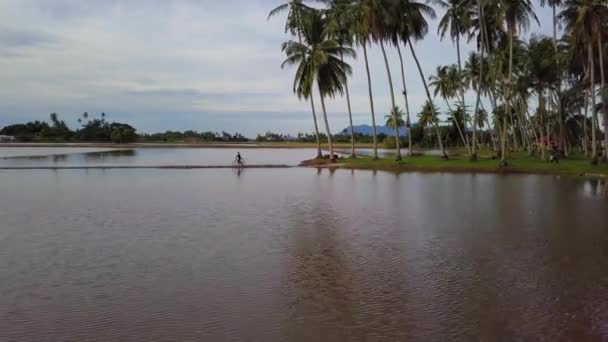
0,0,556,137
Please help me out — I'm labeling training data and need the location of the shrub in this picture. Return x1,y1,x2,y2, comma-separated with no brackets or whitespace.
383,136,407,149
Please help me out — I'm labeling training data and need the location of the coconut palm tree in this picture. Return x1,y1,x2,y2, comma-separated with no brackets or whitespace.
527,35,559,161
418,100,442,147
325,0,358,158
396,0,448,158
539,0,566,153
375,0,407,160
282,9,354,161
560,0,608,164
438,0,474,151
385,106,406,129
268,0,315,36
349,0,381,159
500,0,539,165
386,0,419,157
429,65,470,150
270,0,323,158
468,0,500,160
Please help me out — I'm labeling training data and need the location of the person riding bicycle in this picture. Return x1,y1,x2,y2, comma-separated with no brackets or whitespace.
235,152,243,165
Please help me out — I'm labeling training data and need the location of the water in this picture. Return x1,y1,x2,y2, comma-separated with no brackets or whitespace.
1,166,607,341
335,148,455,158
0,147,125,158
0,147,319,167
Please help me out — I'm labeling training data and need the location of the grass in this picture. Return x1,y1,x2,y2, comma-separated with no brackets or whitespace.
336,152,608,177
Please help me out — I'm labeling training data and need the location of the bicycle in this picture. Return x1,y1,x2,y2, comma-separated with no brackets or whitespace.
232,157,245,168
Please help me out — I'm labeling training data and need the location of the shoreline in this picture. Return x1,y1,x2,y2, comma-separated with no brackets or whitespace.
0,164,293,170
0,142,374,149
300,156,608,178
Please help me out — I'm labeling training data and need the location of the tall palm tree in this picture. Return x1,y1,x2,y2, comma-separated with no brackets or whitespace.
270,0,323,158
429,65,470,150
350,0,380,159
397,0,448,158
376,0,405,160
539,0,566,153
386,0,418,157
268,0,315,36
595,17,608,161
325,0,358,158
527,35,559,161
468,0,490,160
438,0,474,152
500,0,539,165
418,100,442,147
560,0,608,164
282,10,354,161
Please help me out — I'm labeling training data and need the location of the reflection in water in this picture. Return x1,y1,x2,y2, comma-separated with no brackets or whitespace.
284,201,356,341
0,148,319,167
82,149,137,161
0,149,136,164
0,169,607,341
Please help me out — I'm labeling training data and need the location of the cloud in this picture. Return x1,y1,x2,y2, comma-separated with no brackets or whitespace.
0,0,557,136
0,28,56,56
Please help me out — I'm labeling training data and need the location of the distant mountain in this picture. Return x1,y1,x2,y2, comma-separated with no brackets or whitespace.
340,125,408,136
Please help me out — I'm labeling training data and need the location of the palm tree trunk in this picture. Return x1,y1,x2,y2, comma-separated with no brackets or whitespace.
598,30,607,161
539,89,546,161
445,101,469,151
584,87,589,156
309,91,322,158
502,26,514,165
552,4,566,156
517,99,530,154
396,44,413,156
471,0,484,161
408,37,447,159
296,23,322,159
340,52,356,158
362,42,378,159
380,40,401,160
318,89,335,161
589,41,598,164
524,107,540,155
456,34,470,151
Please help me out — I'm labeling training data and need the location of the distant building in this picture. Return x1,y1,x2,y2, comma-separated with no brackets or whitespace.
0,135,16,142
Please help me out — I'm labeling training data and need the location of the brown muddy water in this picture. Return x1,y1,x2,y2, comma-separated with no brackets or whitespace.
0,168,607,341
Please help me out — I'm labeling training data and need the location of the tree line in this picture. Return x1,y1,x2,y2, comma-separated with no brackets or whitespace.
270,0,607,165
0,113,248,144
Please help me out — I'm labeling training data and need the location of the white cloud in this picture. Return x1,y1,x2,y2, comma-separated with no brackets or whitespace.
0,0,556,135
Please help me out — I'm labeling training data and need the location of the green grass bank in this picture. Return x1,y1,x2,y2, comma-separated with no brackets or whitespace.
322,153,608,177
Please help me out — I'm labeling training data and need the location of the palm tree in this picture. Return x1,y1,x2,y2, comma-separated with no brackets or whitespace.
385,106,406,129
468,0,488,160
386,0,418,157
397,0,448,158
325,0,358,158
527,35,559,161
539,0,566,153
560,0,608,164
429,64,470,151
350,0,380,159
268,0,314,36
418,100,442,147
269,0,323,158
500,0,538,165
374,0,403,160
438,0,474,152
282,10,354,161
